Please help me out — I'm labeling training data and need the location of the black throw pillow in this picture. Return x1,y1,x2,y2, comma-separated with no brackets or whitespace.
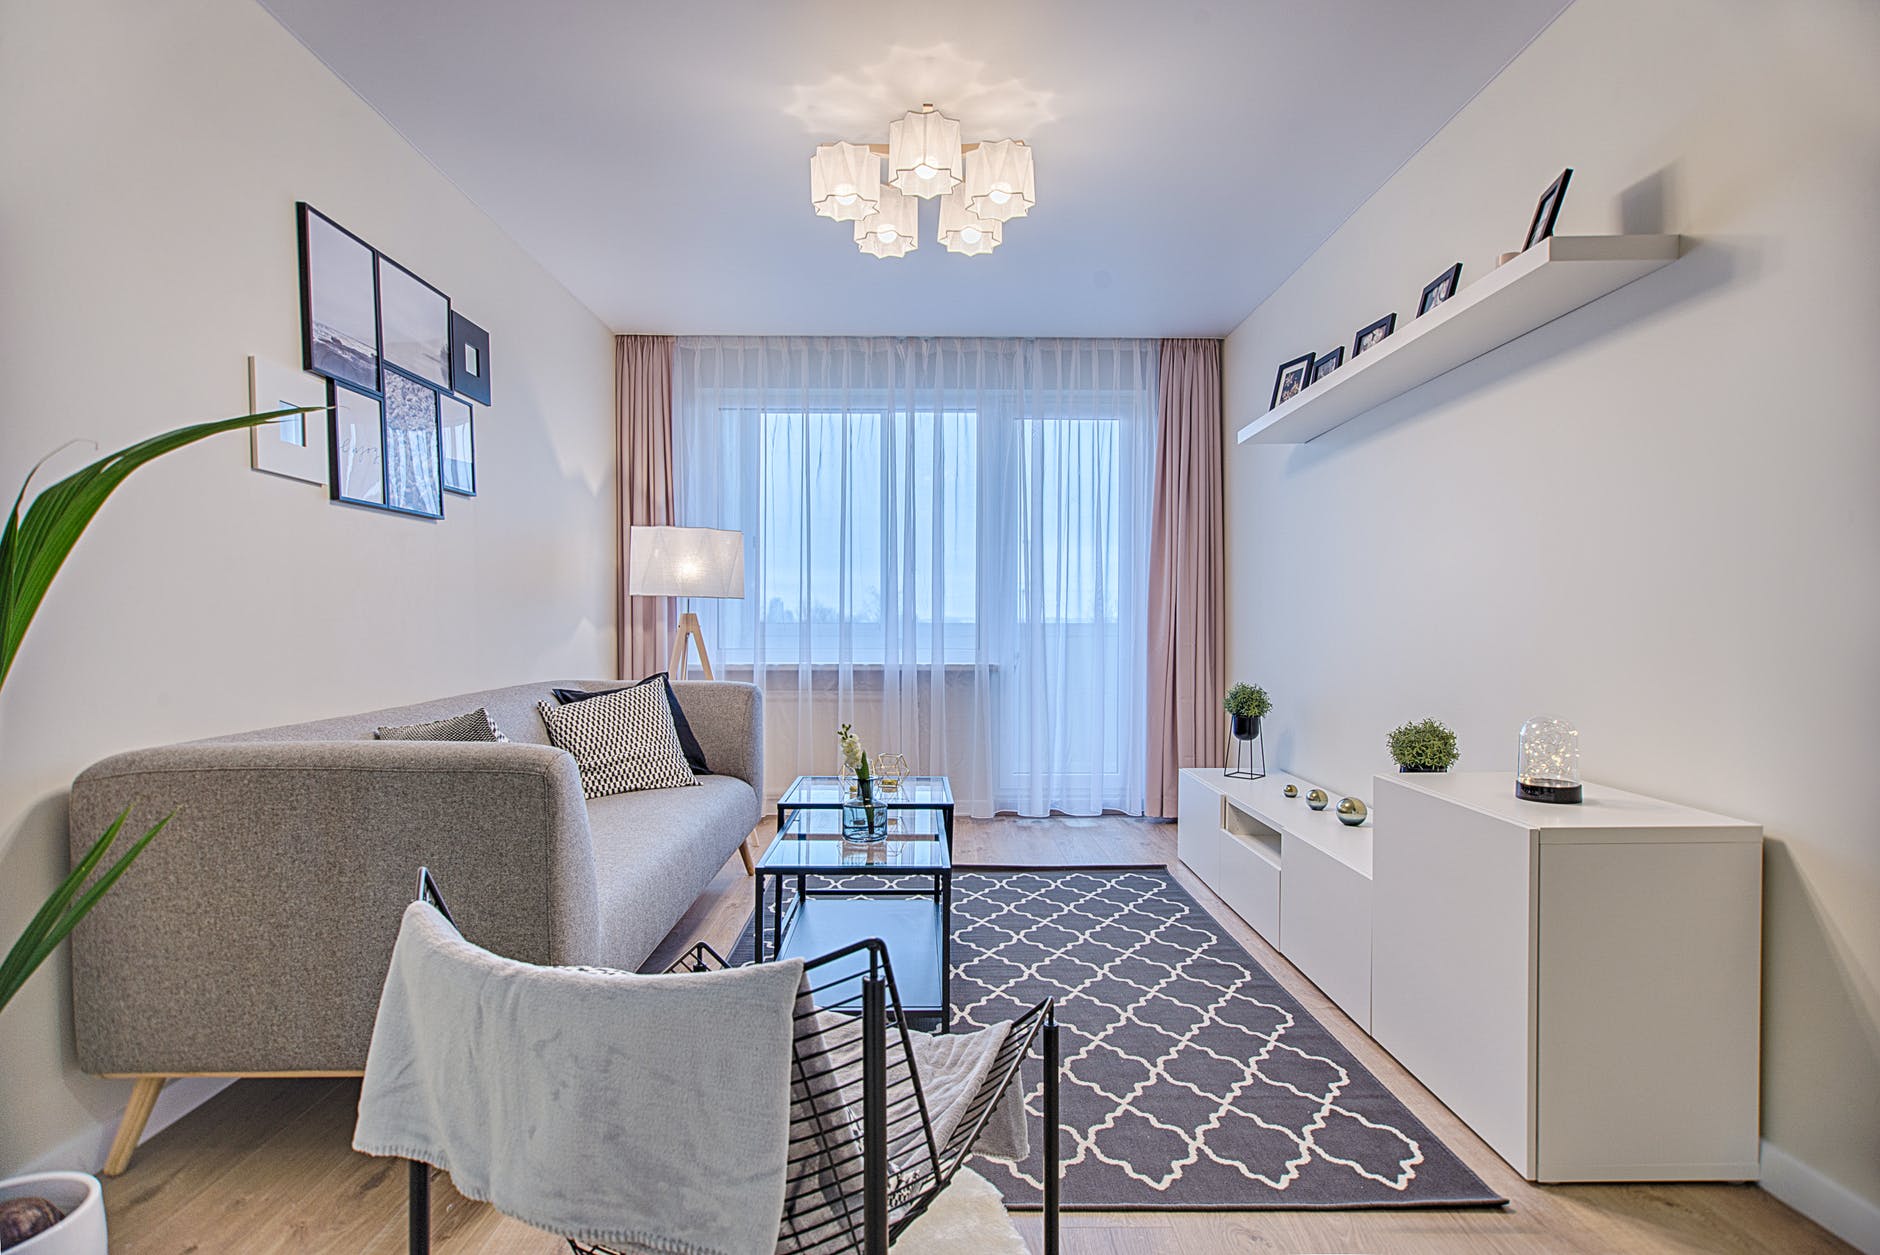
552,674,711,775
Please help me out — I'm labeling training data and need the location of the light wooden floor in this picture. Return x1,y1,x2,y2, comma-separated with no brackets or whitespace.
101,816,1849,1255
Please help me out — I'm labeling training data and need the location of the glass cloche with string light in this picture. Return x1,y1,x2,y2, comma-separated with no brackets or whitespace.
1516,715,1583,803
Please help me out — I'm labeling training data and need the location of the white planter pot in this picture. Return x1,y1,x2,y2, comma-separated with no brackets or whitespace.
0,1172,107,1255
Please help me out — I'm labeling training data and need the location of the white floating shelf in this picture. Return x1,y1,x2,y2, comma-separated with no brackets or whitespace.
1237,234,1682,446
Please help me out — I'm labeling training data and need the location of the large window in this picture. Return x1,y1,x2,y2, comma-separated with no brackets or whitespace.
674,337,1157,817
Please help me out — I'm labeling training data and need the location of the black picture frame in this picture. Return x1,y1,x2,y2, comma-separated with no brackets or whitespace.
1353,313,1397,357
380,366,446,519
298,204,381,392
1524,167,1573,251
1311,346,1345,383
1270,353,1316,409
1418,263,1463,317
440,392,476,496
378,255,453,390
449,311,491,405
328,378,386,508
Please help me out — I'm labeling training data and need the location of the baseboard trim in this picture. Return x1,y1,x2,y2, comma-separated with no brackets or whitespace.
21,1077,233,1176
1760,1139,1880,1254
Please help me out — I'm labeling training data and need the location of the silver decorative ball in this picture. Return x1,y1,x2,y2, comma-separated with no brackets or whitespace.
1305,788,1329,810
1283,784,1298,798
1336,796,1368,827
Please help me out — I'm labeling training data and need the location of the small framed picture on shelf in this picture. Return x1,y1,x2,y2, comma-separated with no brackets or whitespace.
1353,313,1396,356
1311,346,1344,383
1524,167,1573,250
1418,263,1463,317
1270,352,1316,409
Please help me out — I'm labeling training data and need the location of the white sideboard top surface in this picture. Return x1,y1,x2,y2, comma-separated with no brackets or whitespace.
1377,771,1760,842
1182,767,1373,878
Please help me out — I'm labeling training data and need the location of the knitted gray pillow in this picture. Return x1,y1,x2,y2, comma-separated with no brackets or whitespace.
374,707,509,742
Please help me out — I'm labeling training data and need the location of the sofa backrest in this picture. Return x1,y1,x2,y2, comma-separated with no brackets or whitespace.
202,681,616,748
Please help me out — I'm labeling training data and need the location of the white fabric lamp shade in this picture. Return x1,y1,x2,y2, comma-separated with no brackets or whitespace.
855,184,919,258
938,189,1001,256
886,105,963,199
628,526,745,599
965,139,1034,222
810,142,880,222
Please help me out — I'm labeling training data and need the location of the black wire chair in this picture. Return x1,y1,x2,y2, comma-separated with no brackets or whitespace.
402,868,1060,1255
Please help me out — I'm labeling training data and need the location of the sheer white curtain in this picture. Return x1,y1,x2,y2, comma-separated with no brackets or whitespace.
673,336,1159,818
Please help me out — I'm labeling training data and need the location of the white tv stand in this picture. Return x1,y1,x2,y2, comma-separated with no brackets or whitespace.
1176,766,1763,1184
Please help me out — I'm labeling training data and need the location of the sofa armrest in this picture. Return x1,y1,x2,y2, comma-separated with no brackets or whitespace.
671,681,764,804
66,740,600,1075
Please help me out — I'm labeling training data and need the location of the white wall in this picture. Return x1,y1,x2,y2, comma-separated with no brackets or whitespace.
0,0,616,1171
1222,0,1878,1246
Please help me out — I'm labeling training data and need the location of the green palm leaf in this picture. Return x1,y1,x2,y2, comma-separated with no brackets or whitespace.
0,407,318,1016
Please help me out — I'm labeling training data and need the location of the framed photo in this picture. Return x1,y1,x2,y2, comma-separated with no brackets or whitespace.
328,380,385,508
440,392,476,496
298,204,379,391
1270,353,1316,409
450,311,491,405
248,355,329,485
1524,168,1573,250
378,255,452,389
1418,263,1463,317
1353,313,1396,357
1311,346,1345,383
382,368,445,519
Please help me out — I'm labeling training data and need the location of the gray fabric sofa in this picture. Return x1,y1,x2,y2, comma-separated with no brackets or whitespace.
67,679,761,1171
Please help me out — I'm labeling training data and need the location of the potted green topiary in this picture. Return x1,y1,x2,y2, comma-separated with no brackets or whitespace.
1223,683,1271,742
1387,718,1461,773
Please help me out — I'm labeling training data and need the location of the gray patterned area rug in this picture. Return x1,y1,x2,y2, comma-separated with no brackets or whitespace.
732,866,1504,1210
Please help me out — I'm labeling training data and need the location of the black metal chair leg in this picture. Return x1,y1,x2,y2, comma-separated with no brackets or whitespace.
1043,1009,1060,1255
408,1159,430,1255
863,974,891,1255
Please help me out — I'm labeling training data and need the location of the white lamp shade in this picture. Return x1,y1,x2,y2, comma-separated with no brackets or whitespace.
854,184,918,258
965,139,1035,222
938,188,1001,256
886,106,963,198
810,142,880,222
627,526,745,599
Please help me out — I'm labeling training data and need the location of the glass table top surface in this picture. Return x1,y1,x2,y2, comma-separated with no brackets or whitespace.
760,805,951,872
777,774,954,809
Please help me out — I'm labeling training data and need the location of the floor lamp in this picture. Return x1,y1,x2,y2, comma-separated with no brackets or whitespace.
627,525,745,680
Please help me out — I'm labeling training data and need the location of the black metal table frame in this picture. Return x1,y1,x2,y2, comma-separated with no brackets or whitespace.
774,775,956,844
754,835,952,1032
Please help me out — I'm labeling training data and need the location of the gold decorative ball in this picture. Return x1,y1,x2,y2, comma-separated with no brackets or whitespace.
1283,784,1299,798
1337,796,1369,827
1305,788,1329,810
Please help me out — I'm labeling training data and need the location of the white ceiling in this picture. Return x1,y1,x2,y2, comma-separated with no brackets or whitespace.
258,0,1569,337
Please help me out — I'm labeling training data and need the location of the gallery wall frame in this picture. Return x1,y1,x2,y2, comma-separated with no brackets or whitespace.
440,392,476,496
449,310,491,405
248,354,329,484
380,364,447,520
328,378,387,509
298,204,381,392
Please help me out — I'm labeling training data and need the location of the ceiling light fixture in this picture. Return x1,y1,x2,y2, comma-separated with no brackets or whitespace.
812,104,1034,260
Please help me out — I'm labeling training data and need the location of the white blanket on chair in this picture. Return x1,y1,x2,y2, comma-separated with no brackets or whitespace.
353,902,804,1255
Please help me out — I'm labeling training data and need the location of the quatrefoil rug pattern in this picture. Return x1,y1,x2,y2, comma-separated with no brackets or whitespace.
954,868,1504,1210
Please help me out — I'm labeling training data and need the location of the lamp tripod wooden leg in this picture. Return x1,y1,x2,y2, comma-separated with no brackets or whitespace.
667,610,713,680
103,1076,167,1176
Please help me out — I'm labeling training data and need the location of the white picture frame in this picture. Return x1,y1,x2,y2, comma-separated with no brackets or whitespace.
248,355,330,485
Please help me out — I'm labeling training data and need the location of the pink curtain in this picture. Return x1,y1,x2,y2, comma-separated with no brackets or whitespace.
616,335,676,680
1146,338,1225,817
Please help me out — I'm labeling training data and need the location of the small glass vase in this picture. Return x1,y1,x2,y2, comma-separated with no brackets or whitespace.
841,773,889,843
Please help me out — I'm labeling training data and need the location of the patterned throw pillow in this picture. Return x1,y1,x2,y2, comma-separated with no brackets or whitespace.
537,683,697,799
375,707,509,742
552,673,711,775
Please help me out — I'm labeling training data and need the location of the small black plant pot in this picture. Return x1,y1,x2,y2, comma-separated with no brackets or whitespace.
1231,714,1262,741
1397,764,1448,773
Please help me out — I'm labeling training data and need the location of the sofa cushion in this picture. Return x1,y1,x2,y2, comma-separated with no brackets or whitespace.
537,683,696,799
552,673,712,776
374,707,509,742
586,775,758,968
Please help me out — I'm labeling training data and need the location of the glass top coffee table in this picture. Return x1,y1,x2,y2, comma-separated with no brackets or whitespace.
754,801,953,1031
775,773,956,841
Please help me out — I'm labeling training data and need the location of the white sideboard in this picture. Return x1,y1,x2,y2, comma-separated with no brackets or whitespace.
1176,768,1373,1030
1370,771,1763,1183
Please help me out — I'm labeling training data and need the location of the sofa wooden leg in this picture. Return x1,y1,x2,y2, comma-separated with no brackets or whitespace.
102,1076,167,1176
738,837,757,876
